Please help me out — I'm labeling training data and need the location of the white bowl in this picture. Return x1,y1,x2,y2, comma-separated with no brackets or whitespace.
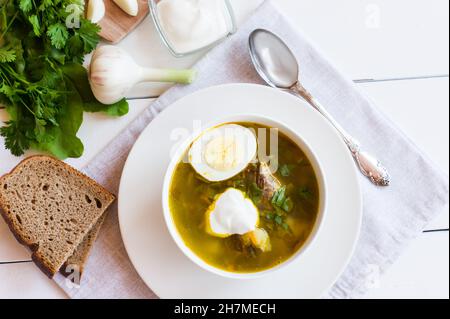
162,114,327,279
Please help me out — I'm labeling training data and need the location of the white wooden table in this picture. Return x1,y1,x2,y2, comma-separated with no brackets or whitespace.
0,0,448,299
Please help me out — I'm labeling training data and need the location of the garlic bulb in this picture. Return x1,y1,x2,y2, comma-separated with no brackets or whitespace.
86,0,105,23
89,45,196,105
113,0,139,16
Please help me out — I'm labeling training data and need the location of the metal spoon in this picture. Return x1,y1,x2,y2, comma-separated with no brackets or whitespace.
249,29,390,186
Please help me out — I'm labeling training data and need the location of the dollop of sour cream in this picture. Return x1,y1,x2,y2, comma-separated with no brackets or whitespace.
157,0,232,54
206,188,259,238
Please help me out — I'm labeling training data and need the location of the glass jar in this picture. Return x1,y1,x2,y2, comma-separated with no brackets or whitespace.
149,0,237,57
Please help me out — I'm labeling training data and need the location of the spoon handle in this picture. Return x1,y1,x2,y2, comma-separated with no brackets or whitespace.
291,83,390,186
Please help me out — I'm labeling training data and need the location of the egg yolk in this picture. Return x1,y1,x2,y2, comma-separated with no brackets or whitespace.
203,136,244,171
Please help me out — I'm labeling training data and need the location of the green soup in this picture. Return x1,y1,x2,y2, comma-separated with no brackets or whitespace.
169,123,320,273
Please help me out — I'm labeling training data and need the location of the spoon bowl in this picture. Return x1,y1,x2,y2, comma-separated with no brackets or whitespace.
249,29,299,89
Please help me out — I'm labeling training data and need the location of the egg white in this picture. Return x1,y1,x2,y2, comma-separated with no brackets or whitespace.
189,124,257,182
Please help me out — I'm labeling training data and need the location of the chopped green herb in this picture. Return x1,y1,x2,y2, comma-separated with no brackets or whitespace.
272,186,286,206
298,186,312,200
271,186,294,212
249,182,262,204
281,197,294,212
232,179,246,190
279,164,294,177
267,212,290,232
274,215,283,225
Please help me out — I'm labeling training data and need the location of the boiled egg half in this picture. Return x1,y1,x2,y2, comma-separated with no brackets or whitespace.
206,188,259,238
189,124,257,182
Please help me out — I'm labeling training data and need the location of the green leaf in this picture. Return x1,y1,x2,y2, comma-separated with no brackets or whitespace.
103,99,129,116
37,127,84,159
83,99,129,117
38,0,54,11
34,118,47,143
65,35,84,63
19,0,32,12
0,47,16,62
47,23,69,49
49,47,66,64
0,83,19,100
35,84,84,159
0,120,31,156
77,19,100,53
28,15,41,36
61,63,93,100
59,89,84,136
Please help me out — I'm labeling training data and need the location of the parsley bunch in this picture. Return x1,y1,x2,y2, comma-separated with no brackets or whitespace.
0,0,129,159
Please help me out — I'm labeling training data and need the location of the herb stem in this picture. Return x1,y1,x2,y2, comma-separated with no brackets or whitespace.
0,10,18,39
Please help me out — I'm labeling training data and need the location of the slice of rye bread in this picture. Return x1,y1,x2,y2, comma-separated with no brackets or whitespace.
60,214,106,277
0,156,115,278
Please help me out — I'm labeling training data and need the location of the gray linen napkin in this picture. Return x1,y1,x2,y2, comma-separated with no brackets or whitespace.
54,0,449,298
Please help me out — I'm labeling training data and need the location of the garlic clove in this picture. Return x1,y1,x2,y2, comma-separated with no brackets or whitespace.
113,0,139,17
86,0,105,24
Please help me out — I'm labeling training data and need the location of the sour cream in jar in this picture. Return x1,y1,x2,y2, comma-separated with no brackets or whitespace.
156,0,234,55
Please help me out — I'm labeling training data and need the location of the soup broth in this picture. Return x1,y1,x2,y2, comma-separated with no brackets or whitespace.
169,123,320,273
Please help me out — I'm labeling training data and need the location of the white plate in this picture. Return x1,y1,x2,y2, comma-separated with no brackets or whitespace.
118,84,362,298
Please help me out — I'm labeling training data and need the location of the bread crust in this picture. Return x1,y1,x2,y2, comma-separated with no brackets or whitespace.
0,155,115,278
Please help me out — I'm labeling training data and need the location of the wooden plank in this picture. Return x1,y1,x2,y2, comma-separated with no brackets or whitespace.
0,263,66,299
364,231,449,299
95,0,149,44
268,0,449,79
